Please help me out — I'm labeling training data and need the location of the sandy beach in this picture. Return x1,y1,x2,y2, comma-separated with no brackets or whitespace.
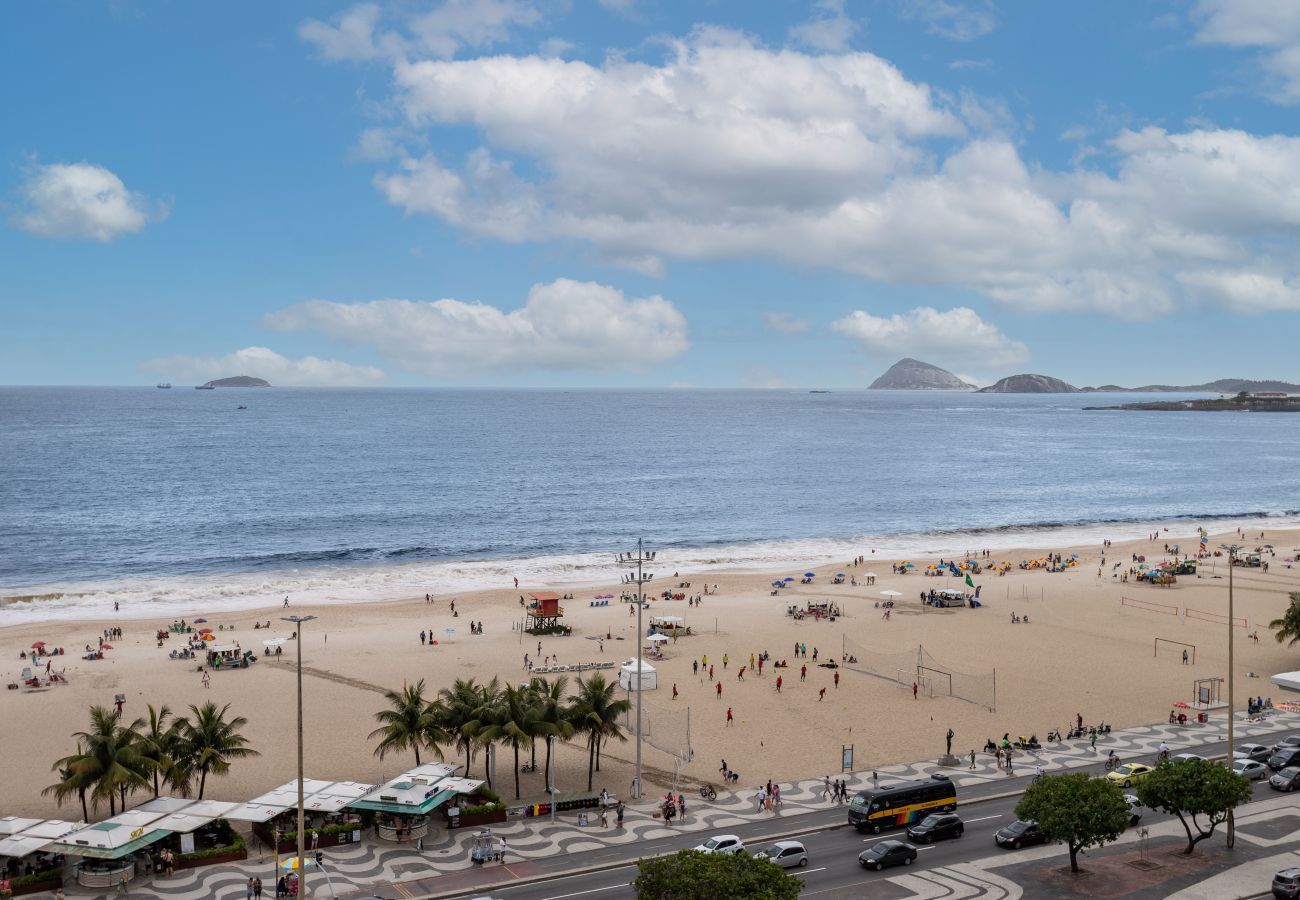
3,524,1298,820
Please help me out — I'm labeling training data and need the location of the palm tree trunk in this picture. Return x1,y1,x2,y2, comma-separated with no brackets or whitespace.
415,745,422,766
595,734,602,772
198,768,207,800
153,771,160,798
586,735,596,791
544,737,553,791
79,789,88,823
513,741,521,799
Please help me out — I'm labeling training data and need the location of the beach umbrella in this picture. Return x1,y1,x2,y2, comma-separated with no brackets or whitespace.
804,572,816,578
646,634,670,643
280,857,319,870
100,644,113,650
262,637,288,647
771,581,783,587
1172,701,1191,708
30,642,45,649
198,627,214,634
880,590,902,598
836,573,846,577
193,618,207,624
202,634,215,641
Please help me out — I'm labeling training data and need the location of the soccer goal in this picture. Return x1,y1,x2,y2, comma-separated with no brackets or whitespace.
1154,638,1196,665
917,666,953,699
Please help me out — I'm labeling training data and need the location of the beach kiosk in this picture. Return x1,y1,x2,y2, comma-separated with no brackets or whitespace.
0,819,79,894
526,592,566,632
347,763,463,843
619,658,657,691
206,642,254,670
51,809,171,888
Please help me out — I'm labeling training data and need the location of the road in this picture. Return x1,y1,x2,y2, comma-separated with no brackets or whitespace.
442,727,1298,900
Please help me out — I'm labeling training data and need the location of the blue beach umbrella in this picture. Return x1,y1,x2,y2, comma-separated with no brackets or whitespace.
804,572,816,578
783,577,795,582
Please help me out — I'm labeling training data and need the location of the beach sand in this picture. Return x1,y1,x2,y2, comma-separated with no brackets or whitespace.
2,525,1298,819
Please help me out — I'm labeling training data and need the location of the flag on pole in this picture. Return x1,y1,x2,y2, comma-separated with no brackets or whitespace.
965,574,975,588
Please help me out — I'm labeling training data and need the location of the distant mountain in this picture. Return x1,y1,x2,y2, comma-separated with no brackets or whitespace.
868,358,976,391
977,374,1079,394
201,376,271,388
1080,378,1300,393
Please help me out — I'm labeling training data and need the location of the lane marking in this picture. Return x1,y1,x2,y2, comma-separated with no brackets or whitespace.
540,885,630,900
794,866,828,877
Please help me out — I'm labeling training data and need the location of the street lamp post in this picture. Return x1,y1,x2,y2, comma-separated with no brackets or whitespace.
618,540,655,801
281,614,317,892
1219,544,1240,849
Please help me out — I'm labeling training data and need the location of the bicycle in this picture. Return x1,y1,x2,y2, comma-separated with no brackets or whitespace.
1105,756,1120,772
699,784,718,801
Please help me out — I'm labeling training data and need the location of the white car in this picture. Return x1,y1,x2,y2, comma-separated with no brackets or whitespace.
1236,743,1272,763
1233,758,1269,780
1171,752,1205,763
694,834,745,855
1124,794,1143,826
755,840,807,868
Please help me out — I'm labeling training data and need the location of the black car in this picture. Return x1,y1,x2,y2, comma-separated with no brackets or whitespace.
906,813,964,843
858,840,918,870
1274,867,1300,899
995,819,1047,849
1268,748,1300,771
1270,767,1300,792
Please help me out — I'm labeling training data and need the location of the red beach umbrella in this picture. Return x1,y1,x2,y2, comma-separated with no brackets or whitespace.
100,643,114,650
30,641,46,649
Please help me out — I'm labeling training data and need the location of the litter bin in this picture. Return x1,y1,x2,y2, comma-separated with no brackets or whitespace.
1197,712,1207,724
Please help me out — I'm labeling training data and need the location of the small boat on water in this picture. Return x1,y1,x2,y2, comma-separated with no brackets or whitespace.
195,384,215,390
236,405,247,410
156,383,172,389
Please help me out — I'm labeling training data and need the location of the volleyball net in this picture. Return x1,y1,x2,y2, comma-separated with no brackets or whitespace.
618,689,693,762
842,638,996,711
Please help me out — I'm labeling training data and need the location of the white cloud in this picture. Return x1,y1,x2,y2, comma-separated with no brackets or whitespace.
300,0,542,62
949,57,991,70
317,26,1300,318
12,162,164,242
141,347,385,387
765,312,811,334
264,279,689,376
1193,0,1300,103
897,0,997,42
1178,270,1300,312
832,306,1029,367
790,0,860,52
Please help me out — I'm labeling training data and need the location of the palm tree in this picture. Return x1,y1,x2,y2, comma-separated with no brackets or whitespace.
1270,592,1300,647
177,702,259,799
569,675,630,791
137,704,186,798
469,677,504,787
530,676,573,791
368,679,447,766
45,706,152,818
436,679,487,774
478,683,540,800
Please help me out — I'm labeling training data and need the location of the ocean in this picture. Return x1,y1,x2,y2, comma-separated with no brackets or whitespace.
2,386,1298,623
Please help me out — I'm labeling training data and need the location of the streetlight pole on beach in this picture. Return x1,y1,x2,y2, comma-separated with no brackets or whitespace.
281,614,317,891
1219,544,1240,849
618,540,655,801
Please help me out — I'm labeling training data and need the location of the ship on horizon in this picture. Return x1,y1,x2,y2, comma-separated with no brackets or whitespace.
156,383,171,389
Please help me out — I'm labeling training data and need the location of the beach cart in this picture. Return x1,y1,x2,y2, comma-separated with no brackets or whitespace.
469,830,500,864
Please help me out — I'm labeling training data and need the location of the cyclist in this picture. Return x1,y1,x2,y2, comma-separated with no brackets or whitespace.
1106,749,1119,769
1157,740,1170,762
1034,763,1044,780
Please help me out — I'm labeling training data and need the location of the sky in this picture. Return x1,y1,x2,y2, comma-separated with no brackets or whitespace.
3,0,1300,389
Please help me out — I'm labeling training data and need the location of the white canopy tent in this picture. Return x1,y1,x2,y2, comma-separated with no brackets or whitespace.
1271,670,1300,693
619,658,658,691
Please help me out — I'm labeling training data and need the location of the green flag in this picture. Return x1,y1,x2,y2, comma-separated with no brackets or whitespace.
965,574,975,588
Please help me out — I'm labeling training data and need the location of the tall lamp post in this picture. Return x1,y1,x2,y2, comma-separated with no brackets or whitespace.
1219,544,1240,849
618,540,655,801
281,614,317,891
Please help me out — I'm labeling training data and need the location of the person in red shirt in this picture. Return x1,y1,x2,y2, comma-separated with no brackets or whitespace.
834,671,840,689
726,706,734,726
716,681,722,699
776,675,782,692
800,664,807,681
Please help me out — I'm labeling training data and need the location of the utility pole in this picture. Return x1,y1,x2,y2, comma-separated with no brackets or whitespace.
1219,544,1240,849
281,614,317,892
618,540,655,800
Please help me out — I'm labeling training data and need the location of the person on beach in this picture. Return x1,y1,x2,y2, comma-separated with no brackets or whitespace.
420,630,426,645
818,687,826,701
834,671,840,689
722,654,729,669
201,671,210,689
726,706,733,725
823,776,832,799
708,664,714,680
776,675,782,693
970,749,977,769
672,683,678,700
800,664,807,681
737,666,745,681
693,659,699,675
716,681,722,699
912,681,918,699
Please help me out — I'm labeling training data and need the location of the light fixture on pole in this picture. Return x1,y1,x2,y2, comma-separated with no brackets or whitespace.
281,614,317,892
618,539,655,801
1219,544,1240,849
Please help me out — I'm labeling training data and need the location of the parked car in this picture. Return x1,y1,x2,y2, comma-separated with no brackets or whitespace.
1237,743,1273,763
1105,763,1155,788
995,820,1047,849
1171,752,1205,763
693,835,745,855
858,840,918,870
1124,794,1143,826
1233,758,1269,781
754,840,807,868
906,812,964,843
1268,748,1300,772
1274,736,1300,753
1274,867,1300,899
1269,766,1300,792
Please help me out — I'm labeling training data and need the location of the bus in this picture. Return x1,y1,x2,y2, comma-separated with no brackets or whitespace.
847,775,957,833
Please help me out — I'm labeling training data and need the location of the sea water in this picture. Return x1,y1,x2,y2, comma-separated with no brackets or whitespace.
2,386,1297,622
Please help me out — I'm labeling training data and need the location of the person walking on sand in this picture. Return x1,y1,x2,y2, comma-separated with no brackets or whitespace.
912,681,918,699
801,664,807,681
737,666,745,681
693,659,699,675
201,671,210,689
749,653,755,670
716,681,722,699
775,675,782,693
722,654,729,670
834,671,840,689
818,686,826,701
726,706,734,726
672,683,678,700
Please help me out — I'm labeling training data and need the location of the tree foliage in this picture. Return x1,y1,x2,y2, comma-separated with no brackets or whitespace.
634,850,800,900
1270,592,1300,648
1015,773,1129,873
1135,759,1254,854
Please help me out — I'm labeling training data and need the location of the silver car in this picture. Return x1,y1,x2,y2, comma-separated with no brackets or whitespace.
1233,758,1269,780
1236,743,1271,763
756,840,808,868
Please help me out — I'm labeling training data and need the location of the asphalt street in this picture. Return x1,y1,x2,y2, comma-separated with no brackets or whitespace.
441,726,1299,900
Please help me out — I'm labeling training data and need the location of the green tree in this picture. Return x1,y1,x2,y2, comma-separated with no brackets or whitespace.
633,850,800,900
1015,773,1129,873
177,702,259,799
569,674,630,791
469,677,504,787
368,679,447,766
44,706,153,818
478,682,540,799
530,676,574,790
436,678,489,774
1135,758,1254,854
137,704,187,798
1269,592,1300,648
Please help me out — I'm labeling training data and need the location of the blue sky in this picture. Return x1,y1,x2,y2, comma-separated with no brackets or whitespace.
3,0,1300,388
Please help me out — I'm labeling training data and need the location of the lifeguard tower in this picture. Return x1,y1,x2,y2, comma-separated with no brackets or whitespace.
526,592,566,632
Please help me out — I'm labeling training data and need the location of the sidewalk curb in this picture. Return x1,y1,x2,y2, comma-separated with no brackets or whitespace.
415,787,1030,899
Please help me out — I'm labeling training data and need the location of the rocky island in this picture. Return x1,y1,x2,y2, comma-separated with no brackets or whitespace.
1086,393,1300,412
867,358,975,391
200,376,271,388
977,374,1079,393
